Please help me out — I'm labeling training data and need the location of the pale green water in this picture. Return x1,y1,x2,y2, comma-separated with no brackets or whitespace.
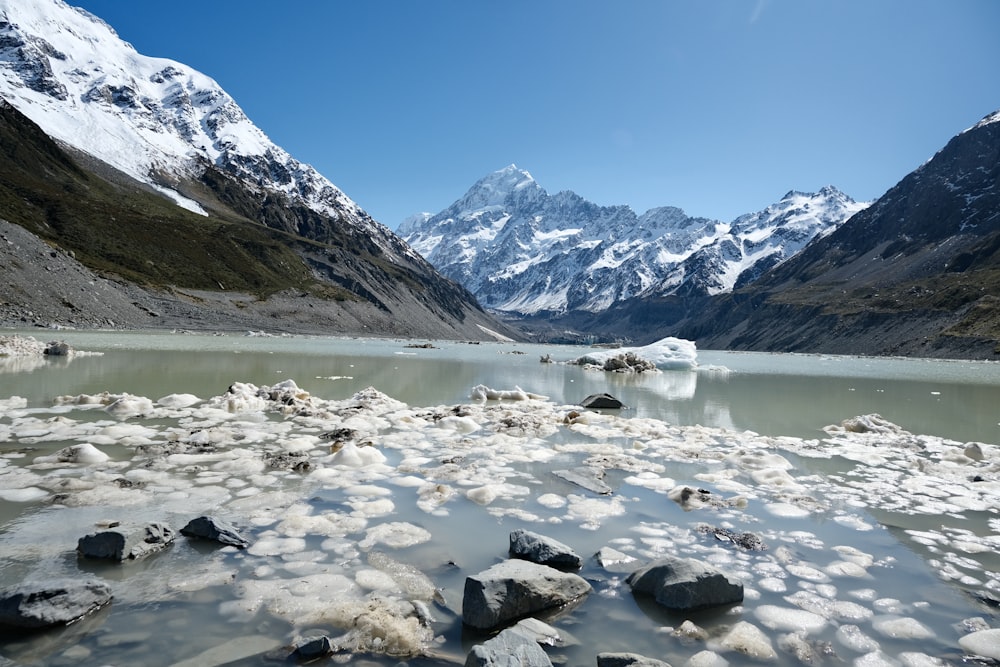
0,330,998,666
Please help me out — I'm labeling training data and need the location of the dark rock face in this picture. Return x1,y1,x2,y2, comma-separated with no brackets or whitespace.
627,556,744,611
580,393,625,409
596,653,672,667
77,522,175,561
462,560,592,630
464,627,553,667
180,516,250,548
509,529,583,570
672,112,1000,359
0,579,112,629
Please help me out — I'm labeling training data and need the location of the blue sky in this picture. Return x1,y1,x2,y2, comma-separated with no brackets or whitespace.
73,0,1000,229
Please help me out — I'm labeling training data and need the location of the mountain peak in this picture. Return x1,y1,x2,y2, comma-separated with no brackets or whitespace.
452,164,542,212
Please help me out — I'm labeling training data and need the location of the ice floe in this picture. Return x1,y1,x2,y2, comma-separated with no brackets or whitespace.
1,377,999,665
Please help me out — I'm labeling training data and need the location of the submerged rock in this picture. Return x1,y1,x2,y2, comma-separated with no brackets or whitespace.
627,556,743,611
596,652,672,667
464,627,553,667
462,559,592,630
553,466,612,495
180,516,250,549
0,579,111,629
509,529,583,570
77,522,175,561
580,393,626,409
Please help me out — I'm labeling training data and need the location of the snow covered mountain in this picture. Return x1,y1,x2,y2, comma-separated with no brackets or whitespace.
400,165,867,316
0,0,412,260
0,0,509,340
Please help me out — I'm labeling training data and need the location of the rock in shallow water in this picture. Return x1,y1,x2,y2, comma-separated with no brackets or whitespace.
464,627,553,667
509,529,582,569
596,652,672,667
77,522,175,561
462,559,592,630
627,556,743,611
180,516,250,549
0,579,111,629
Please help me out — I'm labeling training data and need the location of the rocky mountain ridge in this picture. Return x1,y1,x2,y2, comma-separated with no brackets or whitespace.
401,166,866,316
0,0,512,340
579,110,1000,359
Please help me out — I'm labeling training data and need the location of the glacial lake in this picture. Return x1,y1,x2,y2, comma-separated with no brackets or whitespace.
1,330,999,665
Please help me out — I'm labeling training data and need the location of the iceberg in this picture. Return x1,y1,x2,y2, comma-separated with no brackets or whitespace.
568,337,697,371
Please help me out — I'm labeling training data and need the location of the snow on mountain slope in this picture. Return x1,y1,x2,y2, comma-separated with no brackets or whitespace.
401,166,867,315
0,0,412,258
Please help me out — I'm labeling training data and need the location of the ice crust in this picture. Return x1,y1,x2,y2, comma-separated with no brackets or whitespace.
1,377,999,661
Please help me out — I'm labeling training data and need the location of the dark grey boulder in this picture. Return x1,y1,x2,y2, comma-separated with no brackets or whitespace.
580,393,625,409
464,627,553,667
627,556,743,611
180,515,250,548
43,341,71,356
597,653,672,667
509,529,582,570
294,635,333,659
0,578,111,629
77,522,175,562
462,559,592,630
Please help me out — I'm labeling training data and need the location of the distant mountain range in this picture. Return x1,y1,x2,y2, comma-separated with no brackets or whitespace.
1,0,996,358
0,0,509,339
403,110,1000,358
401,167,867,317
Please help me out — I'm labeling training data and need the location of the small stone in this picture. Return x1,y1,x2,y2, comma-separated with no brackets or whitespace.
580,393,625,409
180,516,250,548
509,529,582,569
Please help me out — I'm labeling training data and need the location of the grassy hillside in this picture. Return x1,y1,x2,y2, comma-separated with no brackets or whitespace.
0,99,352,300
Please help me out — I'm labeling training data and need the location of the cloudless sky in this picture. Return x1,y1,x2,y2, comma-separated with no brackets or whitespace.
72,0,1000,229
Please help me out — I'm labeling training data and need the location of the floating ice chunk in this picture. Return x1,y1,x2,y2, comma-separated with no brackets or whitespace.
466,483,530,506
247,537,307,556
469,385,549,401
157,393,201,408
855,651,900,666
754,605,827,633
331,443,388,468
0,487,48,502
872,616,934,639
537,493,567,508
685,650,729,667
437,416,480,433
959,628,1000,659
0,396,27,410
105,394,155,418
836,624,880,653
825,560,870,578
359,522,431,550
716,621,776,660
826,414,906,435
34,443,109,465
349,498,396,518
569,336,697,371
764,502,811,519
355,568,401,592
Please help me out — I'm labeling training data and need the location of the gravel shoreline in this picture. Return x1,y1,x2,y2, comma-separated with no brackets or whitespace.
0,219,517,341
